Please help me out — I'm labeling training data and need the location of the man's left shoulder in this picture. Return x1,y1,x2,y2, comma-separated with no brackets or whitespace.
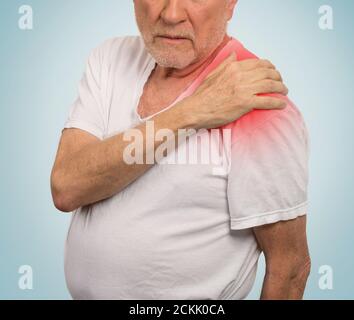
225,98,308,145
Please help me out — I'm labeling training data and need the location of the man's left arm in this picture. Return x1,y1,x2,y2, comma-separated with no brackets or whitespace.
227,100,311,299
253,215,311,300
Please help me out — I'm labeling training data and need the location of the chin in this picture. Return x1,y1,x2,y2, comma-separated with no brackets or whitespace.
144,40,194,68
153,50,196,69
156,58,193,69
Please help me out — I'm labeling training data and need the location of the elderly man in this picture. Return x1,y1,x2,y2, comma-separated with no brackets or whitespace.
51,0,310,300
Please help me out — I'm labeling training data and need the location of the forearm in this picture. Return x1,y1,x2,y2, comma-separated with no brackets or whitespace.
51,102,194,212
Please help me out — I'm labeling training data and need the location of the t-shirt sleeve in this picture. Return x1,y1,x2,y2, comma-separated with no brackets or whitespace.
227,105,309,230
63,45,106,140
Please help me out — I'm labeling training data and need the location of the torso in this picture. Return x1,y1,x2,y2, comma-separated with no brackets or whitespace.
64,35,261,301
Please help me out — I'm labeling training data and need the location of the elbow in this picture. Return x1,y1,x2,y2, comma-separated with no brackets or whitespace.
287,255,312,295
52,193,76,213
287,256,311,289
50,171,78,213
266,254,312,284
293,254,311,280
296,255,312,283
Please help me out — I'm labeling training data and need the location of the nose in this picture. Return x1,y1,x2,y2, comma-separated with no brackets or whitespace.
160,0,187,25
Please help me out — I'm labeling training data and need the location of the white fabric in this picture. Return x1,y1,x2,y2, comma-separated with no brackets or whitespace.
63,36,309,300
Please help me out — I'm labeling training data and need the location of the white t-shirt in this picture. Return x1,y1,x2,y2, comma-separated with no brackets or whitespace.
63,36,309,300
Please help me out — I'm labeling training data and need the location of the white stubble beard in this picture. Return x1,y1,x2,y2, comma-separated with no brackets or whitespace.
140,21,229,70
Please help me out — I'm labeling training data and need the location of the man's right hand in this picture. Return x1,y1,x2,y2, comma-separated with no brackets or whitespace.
179,53,289,130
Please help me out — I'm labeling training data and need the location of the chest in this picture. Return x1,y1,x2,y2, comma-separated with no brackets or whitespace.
136,76,192,120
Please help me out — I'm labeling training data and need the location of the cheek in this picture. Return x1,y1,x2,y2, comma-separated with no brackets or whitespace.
191,7,227,40
135,0,162,22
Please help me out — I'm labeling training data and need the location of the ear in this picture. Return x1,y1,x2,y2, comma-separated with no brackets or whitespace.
226,0,238,21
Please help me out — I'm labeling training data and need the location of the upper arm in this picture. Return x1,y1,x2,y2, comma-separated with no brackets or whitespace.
63,43,107,140
54,41,107,168
253,215,310,271
227,103,309,230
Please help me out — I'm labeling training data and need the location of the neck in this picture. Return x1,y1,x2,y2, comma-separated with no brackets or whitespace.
155,34,231,80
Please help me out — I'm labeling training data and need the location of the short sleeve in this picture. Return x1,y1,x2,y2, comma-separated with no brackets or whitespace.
227,105,309,230
63,45,106,140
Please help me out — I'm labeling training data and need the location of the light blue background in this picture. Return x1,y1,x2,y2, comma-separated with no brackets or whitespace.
0,0,353,299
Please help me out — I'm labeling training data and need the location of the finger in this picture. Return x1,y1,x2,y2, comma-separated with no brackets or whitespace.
250,96,287,110
248,80,289,95
237,59,276,72
243,68,283,84
205,52,236,80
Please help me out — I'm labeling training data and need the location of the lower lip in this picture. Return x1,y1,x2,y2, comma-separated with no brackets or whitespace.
157,36,189,44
